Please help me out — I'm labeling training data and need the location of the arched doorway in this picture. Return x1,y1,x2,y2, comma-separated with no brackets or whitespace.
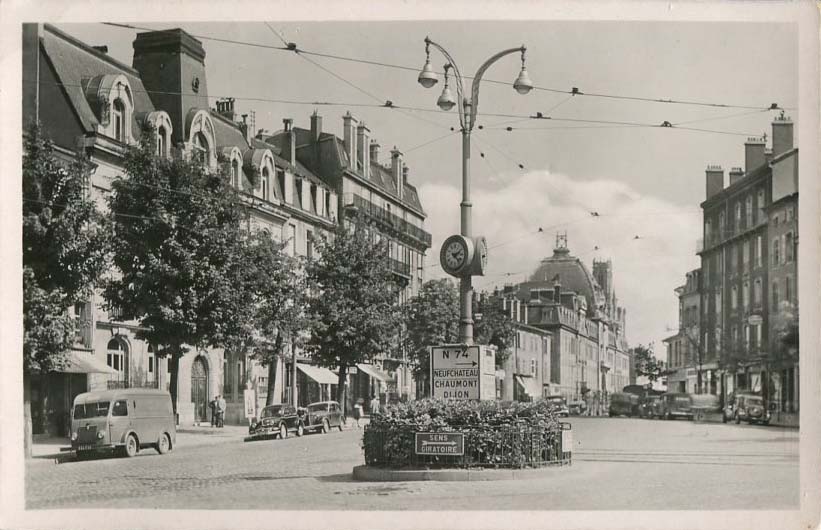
191,356,209,423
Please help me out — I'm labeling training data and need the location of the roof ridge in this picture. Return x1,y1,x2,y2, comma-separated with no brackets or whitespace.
44,23,141,77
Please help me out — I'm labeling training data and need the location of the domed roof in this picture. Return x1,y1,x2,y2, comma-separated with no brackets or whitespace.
517,244,605,317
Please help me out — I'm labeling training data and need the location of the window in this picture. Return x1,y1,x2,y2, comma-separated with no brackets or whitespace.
107,339,126,382
715,290,721,315
771,281,779,312
755,325,762,350
261,168,270,201
787,206,794,221
744,324,750,347
147,344,156,382
772,239,780,266
530,359,537,376
112,400,128,417
735,202,741,232
754,278,762,305
705,220,712,244
277,169,286,203
755,235,762,268
325,191,331,218
757,189,765,221
193,132,209,166
785,276,793,304
718,211,725,240
306,229,313,259
745,195,753,228
112,99,125,142
742,240,749,270
786,232,794,262
231,159,240,188
223,359,232,398
288,224,297,256
742,281,749,309
157,125,167,157
731,285,738,309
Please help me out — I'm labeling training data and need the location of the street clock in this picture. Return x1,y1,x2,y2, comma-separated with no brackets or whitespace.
440,234,474,277
471,235,488,276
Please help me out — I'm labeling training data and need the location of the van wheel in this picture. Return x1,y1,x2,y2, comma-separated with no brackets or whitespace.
296,422,304,437
156,433,171,455
123,434,139,458
279,423,288,440
322,419,330,434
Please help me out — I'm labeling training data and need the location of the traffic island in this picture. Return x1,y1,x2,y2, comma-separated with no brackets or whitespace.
353,398,572,482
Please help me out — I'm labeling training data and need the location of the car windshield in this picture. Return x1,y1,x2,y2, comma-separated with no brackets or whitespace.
261,405,283,418
73,401,110,419
675,396,691,404
307,404,328,412
746,397,763,406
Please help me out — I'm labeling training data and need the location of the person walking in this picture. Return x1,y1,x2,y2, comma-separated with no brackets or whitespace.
369,394,379,416
217,395,226,428
352,399,363,429
209,397,217,427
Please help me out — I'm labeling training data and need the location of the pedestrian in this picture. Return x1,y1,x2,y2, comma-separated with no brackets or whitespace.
353,400,363,428
217,394,226,428
369,394,379,416
209,397,217,427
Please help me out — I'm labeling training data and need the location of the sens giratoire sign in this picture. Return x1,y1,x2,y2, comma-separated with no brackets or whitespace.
414,432,465,456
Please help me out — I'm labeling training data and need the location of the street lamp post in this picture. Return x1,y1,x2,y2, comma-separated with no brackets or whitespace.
418,37,533,344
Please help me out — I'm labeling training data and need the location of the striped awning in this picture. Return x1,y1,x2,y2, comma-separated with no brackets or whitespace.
297,363,339,385
58,351,118,374
356,363,390,382
515,375,542,399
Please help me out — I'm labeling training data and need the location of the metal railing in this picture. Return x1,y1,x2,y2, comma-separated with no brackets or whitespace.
362,422,571,469
343,193,432,247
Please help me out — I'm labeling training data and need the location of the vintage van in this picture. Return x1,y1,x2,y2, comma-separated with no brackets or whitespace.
71,388,176,458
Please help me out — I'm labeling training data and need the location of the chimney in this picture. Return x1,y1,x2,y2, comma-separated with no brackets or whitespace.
728,167,744,185
764,148,773,164
216,97,236,122
310,110,322,144
283,118,295,165
370,140,380,165
744,137,766,172
705,165,724,199
342,112,358,170
401,166,409,196
356,121,370,178
771,113,793,157
390,147,404,198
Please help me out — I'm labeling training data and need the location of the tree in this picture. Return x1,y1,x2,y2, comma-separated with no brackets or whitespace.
240,232,310,405
632,344,672,383
104,132,254,417
304,217,401,413
404,279,460,391
22,124,110,455
475,291,516,368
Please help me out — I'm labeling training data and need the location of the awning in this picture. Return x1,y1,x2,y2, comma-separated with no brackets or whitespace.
356,363,390,382
515,375,542,399
59,351,118,374
297,363,339,385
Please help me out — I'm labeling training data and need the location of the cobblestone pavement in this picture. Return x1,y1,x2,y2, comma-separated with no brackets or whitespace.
25,417,799,510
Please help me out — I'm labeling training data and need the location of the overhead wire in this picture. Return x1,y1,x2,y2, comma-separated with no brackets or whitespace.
100,22,796,112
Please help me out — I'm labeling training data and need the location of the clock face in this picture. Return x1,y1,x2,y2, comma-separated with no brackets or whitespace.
440,235,472,276
473,236,488,276
445,240,467,269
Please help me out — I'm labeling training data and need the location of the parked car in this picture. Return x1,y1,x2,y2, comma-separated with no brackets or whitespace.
608,392,639,417
568,400,587,416
247,404,304,440
728,392,770,425
71,388,176,459
545,395,570,417
639,395,661,419
659,393,693,420
300,401,345,434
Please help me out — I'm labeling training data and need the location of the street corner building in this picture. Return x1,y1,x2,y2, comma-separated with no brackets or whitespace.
493,234,632,410
664,114,798,426
21,23,432,434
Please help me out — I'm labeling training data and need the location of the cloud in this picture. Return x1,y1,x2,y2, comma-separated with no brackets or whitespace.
418,169,702,357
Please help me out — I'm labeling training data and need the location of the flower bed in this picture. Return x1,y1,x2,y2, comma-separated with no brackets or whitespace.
363,399,571,469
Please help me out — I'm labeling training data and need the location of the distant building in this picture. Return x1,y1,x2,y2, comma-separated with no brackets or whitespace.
501,235,631,410
664,268,702,393
697,113,798,415
498,298,553,401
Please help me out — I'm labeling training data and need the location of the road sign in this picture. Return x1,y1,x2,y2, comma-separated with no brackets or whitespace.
415,432,465,456
430,345,481,400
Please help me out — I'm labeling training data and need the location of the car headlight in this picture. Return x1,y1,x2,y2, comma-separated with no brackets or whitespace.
71,432,78,441
97,432,104,439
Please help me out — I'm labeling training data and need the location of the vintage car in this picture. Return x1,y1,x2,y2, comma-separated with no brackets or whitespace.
247,404,304,440
659,392,693,420
728,392,771,425
545,395,570,417
608,392,639,417
639,395,662,419
299,401,345,434
568,400,587,416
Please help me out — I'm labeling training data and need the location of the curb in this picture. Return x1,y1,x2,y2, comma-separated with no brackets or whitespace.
352,464,570,482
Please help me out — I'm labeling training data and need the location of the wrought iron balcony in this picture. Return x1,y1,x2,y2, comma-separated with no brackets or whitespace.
343,193,432,247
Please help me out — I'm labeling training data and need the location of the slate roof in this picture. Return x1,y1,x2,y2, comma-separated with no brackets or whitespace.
211,111,250,151
41,24,156,138
516,246,605,318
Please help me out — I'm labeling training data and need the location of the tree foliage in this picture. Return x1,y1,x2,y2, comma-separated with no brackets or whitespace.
304,217,401,410
475,291,516,367
632,344,671,383
23,125,111,373
404,279,460,381
104,131,254,412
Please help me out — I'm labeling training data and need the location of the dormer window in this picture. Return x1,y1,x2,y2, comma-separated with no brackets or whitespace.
261,168,270,202
112,99,126,142
157,126,167,157
193,132,210,166
231,159,240,188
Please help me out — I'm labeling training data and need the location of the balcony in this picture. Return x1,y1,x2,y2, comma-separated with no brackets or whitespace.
343,193,432,248
388,257,411,278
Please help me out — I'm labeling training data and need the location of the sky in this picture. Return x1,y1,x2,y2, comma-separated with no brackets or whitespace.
55,18,798,358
